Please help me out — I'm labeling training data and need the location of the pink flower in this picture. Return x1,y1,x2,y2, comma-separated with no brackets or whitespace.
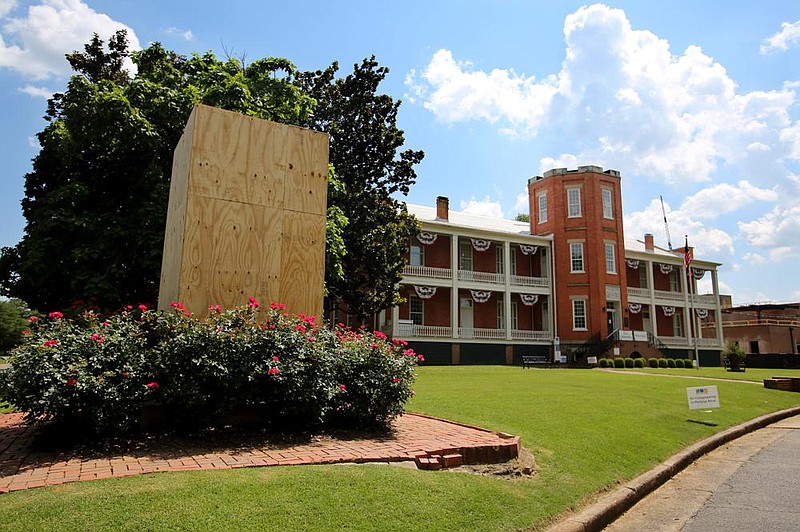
271,356,280,362
270,302,286,311
307,336,316,343
43,339,58,348
337,322,345,328
269,324,276,329
125,305,133,310
90,333,105,344
392,377,399,383
268,367,280,376
22,329,30,335
295,324,307,333
138,304,148,311
374,331,387,340
370,343,379,349
101,320,111,327
417,354,425,363
28,316,40,323
248,296,260,309
66,378,77,387
208,304,222,314
403,349,416,357
340,384,347,392
48,311,63,320
145,381,159,390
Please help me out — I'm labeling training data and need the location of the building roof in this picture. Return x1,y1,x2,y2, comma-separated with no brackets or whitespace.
407,203,544,239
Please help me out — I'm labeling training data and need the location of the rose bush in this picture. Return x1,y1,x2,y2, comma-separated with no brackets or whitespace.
0,300,420,434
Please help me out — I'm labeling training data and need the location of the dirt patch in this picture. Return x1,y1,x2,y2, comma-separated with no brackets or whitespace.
449,445,537,479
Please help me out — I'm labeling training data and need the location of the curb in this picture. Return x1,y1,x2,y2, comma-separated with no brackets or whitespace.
547,405,800,532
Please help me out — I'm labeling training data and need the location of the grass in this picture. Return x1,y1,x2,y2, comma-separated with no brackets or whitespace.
609,366,800,383
1,366,799,531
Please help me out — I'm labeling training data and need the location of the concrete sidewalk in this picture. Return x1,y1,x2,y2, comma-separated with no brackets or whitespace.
0,411,519,493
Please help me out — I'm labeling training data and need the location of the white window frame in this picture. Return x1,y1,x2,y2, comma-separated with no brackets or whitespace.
510,249,517,276
669,270,679,292
605,243,617,274
537,192,548,223
459,240,473,271
496,298,505,329
572,299,587,331
496,245,504,275
570,242,585,273
510,300,518,330
673,314,683,337
409,295,423,325
567,187,582,218
602,188,613,219
410,242,424,267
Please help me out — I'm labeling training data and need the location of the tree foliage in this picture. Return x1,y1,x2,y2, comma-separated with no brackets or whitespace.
296,57,424,319
0,299,33,355
1,32,406,313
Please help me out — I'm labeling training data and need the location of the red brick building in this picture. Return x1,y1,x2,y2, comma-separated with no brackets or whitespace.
385,166,725,365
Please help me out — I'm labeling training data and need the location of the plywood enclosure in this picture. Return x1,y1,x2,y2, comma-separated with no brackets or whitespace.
158,104,329,318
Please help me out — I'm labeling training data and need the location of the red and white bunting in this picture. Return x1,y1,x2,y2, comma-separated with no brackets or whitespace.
416,232,438,246
628,303,642,314
519,244,538,256
691,267,705,280
413,286,437,300
471,238,492,252
696,308,709,319
662,306,676,317
519,293,539,306
625,259,640,270
470,290,492,303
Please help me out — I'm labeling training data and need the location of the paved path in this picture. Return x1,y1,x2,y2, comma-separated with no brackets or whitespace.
604,414,800,531
0,412,518,493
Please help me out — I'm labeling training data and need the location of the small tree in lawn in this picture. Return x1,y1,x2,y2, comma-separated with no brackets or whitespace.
722,340,746,371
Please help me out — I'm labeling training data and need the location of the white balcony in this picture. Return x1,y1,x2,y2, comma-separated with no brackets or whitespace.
396,323,453,338
510,275,550,288
511,329,552,341
459,327,506,339
403,265,452,280
457,270,504,284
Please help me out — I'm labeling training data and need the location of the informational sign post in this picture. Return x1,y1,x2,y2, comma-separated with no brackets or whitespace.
686,386,720,410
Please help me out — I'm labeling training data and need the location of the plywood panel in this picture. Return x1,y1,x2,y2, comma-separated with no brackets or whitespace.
158,104,328,319
279,211,326,318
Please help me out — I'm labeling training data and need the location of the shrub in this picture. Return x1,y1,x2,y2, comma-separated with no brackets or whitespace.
0,299,35,356
624,357,635,368
658,358,668,368
667,358,676,368
648,358,659,368
634,358,645,368
613,358,625,368
0,301,419,434
684,359,695,369
675,359,685,368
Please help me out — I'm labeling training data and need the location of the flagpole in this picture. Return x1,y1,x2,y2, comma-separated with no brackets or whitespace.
685,235,700,369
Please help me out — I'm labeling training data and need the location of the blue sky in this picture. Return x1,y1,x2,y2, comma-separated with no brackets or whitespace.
1,0,798,305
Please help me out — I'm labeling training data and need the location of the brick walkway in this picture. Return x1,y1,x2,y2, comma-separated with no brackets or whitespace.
0,412,519,493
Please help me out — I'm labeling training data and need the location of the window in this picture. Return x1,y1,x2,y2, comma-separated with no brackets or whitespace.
409,296,423,325
537,193,548,223
567,187,582,218
510,249,517,276
639,269,648,289
673,314,682,337
605,243,617,274
749,340,760,354
496,245,504,274
669,270,679,292
459,241,473,271
410,243,424,266
496,299,505,329
510,301,518,330
572,299,587,330
570,242,584,273
602,189,613,219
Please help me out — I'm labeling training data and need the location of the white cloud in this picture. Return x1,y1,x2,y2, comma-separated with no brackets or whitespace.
0,0,16,18
513,191,529,214
0,0,140,79
680,181,777,219
738,204,800,259
18,83,51,97
742,252,766,265
760,19,800,53
408,4,799,185
165,26,193,41
459,197,504,218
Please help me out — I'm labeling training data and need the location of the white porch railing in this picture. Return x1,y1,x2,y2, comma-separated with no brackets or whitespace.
402,265,452,280
511,329,552,341
458,270,504,284
695,338,722,347
653,290,686,302
458,327,506,339
691,294,717,305
627,287,649,299
397,323,453,338
510,275,550,288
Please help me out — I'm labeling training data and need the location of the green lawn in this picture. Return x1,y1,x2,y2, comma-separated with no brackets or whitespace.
624,366,800,383
1,366,799,531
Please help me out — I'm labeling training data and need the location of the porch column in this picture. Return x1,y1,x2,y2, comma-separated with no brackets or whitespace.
391,302,400,338
451,234,460,339
681,264,692,343
504,241,512,340
712,269,723,347
646,261,659,337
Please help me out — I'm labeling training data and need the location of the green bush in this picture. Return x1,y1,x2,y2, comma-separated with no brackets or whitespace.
675,359,685,368
0,299,35,356
598,358,610,368
657,358,668,368
684,359,695,369
624,357,634,368
648,358,659,368
613,358,625,368
667,358,676,368
0,300,419,434
634,358,645,368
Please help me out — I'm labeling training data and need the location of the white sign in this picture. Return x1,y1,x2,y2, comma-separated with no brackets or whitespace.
613,347,620,356
619,330,634,341
687,386,720,410
587,356,598,365
633,331,649,342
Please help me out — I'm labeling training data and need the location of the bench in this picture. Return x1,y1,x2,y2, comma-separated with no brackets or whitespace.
521,355,552,368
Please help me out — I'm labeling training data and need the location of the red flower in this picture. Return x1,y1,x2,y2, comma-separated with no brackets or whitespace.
90,333,105,344
66,378,77,387
374,331,387,340
43,339,58,347
392,377,400,383
138,304,148,311
270,302,286,311
122,372,129,379
28,316,40,323
208,304,222,314
48,311,63,320
125,305,133,310
417,354,425,363
271,356,280,362
268,367,280,376
22,329,30,335
145,381,159,389
101,320,111,327
248,296,260,309
295,324,307,333
340,384,347,392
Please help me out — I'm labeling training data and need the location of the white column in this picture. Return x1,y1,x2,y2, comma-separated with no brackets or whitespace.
451,234,460,339
681,264,692,343
646,261,658,337
712,269,723,347
504,241,512,340
391,303,400,338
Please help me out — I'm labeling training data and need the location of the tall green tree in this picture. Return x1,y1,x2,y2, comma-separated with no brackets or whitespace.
0,299,32,355
297,58,424,320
